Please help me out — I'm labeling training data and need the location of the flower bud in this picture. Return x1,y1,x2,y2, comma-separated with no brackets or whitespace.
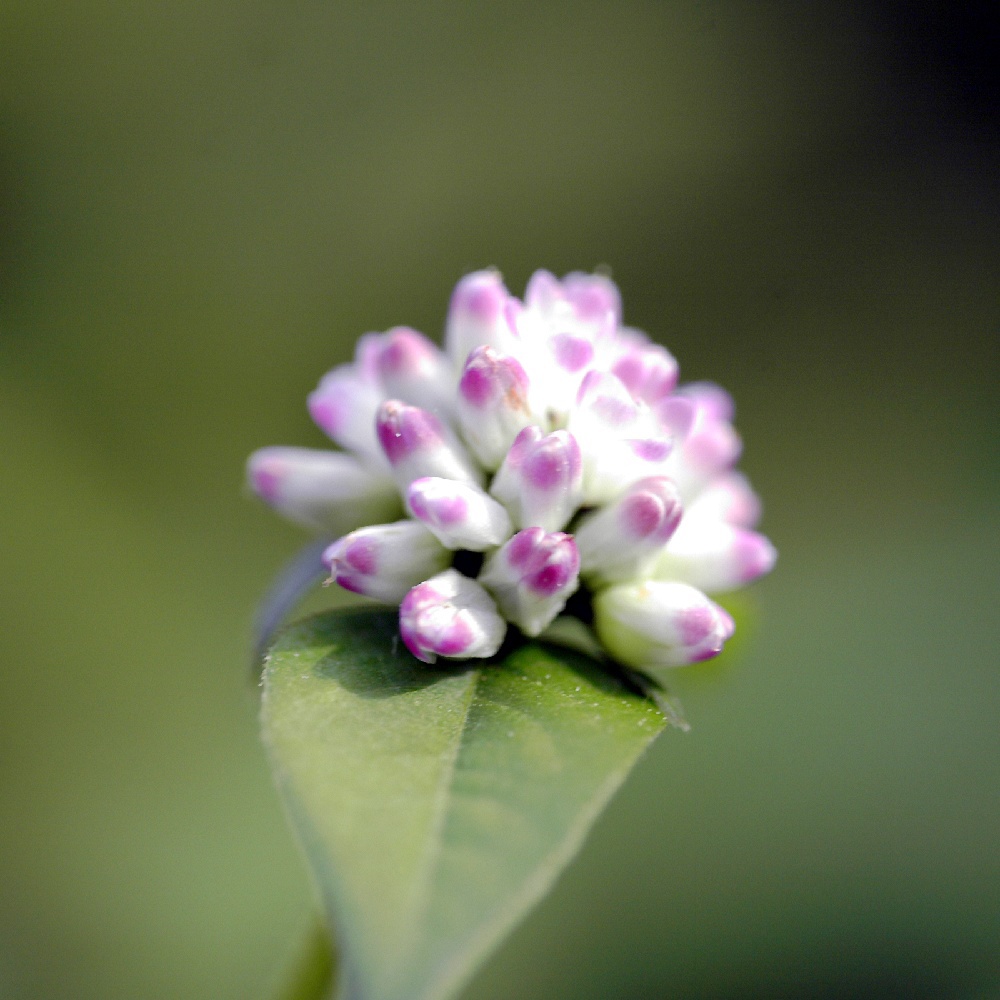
593,581,734,670
323,521,450,604
525,269,621,330
678,381,734,422
456,346,535,470
479,528,580,636
350,331,385,382
307,366,387,467
653,395,696,439
399,570,506,663
247,447,402,535
684,471,762,528
445,269,518,368
653,520,777,594
574,476,683,585
611,342,679,405
663,383,742,500
568,371,675,503
489,425,543,508
490,428,583,531
374,326,453,418
512,271,622,423
376,400,482,492
406,477,512,551
561,271,623,327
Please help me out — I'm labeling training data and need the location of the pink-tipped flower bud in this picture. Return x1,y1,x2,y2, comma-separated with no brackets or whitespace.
489,424,543,507
593,580,734,671
456,346,535,470
307,366,387,467
560,270,623,327
376,400,482,492
653,520,777,595
406,477,513,551
663,382,742,500
490,428,583,531
574,476,683,585
399,569,506,664
444,269,518,369
525,269,621,330
684,471,762,528
374,326,453,418
611,343,679,405
513,271,623,424
568,371,675,503
677,381,735,423
653,395,696,440
479,528,580,636
323,521,450,605
247,447,402,536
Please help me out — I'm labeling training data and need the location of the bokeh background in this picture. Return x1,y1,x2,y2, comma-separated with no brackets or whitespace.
1,2,997,998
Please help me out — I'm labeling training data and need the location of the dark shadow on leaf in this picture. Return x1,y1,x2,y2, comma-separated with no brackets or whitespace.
302,608,456,699
280,607,655,709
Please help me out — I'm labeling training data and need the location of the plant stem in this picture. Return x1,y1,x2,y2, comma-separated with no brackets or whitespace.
275,916,336,1000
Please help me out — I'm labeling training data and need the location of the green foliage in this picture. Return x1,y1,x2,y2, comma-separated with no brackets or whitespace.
261,609,665,1000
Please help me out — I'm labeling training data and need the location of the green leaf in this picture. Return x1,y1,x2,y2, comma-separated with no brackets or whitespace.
262,608,666,1000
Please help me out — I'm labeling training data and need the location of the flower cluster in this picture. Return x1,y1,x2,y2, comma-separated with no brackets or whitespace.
248,270,775,674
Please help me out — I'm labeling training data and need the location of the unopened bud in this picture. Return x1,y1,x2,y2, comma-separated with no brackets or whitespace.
323,521,450,604
399,570,506,663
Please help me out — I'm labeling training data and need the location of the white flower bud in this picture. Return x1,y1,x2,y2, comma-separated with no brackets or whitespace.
456,347,536,471
376,400,483,493
323,521,450,604
653,519,777,595
490,427,583,531
568,371,676,503
374,327,454,419
445,270,519,368
406,477,512,551
308,366,388,469
574,476,683,585
399,570,506,663
593,580,734,671
247,447,401,535
479,528,580,636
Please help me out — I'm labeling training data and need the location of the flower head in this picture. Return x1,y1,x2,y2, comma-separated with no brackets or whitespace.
248,269,775,677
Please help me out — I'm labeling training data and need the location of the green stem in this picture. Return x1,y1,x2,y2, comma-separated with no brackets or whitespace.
275,916,337,1000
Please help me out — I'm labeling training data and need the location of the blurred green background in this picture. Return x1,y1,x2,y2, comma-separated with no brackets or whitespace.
1,2,997,998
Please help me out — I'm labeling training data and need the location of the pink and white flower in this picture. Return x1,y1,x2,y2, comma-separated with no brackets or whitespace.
248,269,775,676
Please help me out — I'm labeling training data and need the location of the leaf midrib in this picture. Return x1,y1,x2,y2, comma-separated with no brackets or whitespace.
386,666,480,991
